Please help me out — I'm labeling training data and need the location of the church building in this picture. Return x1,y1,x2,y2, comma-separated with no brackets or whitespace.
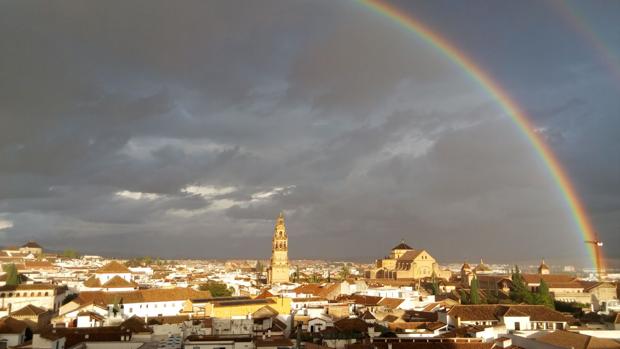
267,212,290,284
368,240,451,280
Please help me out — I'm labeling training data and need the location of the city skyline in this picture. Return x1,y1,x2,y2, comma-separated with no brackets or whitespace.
0,1,619,265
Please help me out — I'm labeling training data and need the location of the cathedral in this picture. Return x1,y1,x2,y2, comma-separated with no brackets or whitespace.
267,212,290,284
368,240,451,280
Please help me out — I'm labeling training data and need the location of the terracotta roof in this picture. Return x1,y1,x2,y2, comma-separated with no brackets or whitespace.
95,261,131,274
254,290,275,299
361,310,376,320
448,305,568,322
403,311,438,322
83,276,102,288
392,242,412,250
101,275,137,289
23,261,55,270
535,330,620,349
579,281,616,292
333,317,370,332
293,283,341,298
255,337,293,347
0,317,28,334
76,287,211,305
0,283,60,292
76,311,105,320
388,321,447,332
21,241,43,249
422,303,440,312
347,294,383,306
398,250,424,261
11,304,47,317
379,298,404,310
212,298,275,307
382,314,400,323
40,326,136,347
521,274,578,284
500,307,528,317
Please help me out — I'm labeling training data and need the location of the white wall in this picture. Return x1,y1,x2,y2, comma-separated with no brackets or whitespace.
123,300,186,317
502,316,530,331
0,333,23,347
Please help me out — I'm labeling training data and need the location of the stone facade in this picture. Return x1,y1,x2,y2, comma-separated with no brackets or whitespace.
268,213,289,284
368,240,450,280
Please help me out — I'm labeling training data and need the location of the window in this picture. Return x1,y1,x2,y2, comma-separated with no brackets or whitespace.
45,292,49,296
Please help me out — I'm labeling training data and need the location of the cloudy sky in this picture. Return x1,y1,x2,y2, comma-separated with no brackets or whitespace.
0,1,618,265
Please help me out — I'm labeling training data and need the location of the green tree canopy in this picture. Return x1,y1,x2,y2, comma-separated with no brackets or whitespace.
535,279,555,308
470,275,480,304
61,249,80,259
510,265,533,303
199,281,233,297
2,263,20,286
459,289,470,304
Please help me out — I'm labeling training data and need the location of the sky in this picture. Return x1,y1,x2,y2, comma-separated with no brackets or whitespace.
0,0,618,265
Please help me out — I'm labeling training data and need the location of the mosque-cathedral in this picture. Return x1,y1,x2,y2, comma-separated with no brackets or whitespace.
368,240,452,280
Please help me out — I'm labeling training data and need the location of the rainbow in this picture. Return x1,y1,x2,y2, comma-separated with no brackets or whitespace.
550,1,620,88
360,0,605,273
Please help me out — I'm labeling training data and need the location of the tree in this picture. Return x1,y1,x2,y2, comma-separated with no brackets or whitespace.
256,261,264,274
470,275,480,304
2,263,20,286
61,249,80,259
430,272,439,296
510,265,533,303
536,279,554,308
339,265,351,280
199,281,233,297
308,273,323,283
459,289,470,304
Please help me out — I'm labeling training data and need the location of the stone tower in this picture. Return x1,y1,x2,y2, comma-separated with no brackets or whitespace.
268,212,290,284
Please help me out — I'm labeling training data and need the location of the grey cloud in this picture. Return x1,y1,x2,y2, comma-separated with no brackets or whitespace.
0,0,617,264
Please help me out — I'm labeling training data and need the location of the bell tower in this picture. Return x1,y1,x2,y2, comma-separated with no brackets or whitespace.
268,212,290,283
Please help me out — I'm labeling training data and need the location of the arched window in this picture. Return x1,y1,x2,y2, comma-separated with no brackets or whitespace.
8,293,13,297
44,292,49,296
0,293,5,298
37,292,42,296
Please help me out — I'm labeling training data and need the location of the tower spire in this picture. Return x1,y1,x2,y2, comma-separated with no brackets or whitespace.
268,211,290,284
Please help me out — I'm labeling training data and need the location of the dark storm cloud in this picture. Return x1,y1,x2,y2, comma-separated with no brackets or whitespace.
0,0,617,264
